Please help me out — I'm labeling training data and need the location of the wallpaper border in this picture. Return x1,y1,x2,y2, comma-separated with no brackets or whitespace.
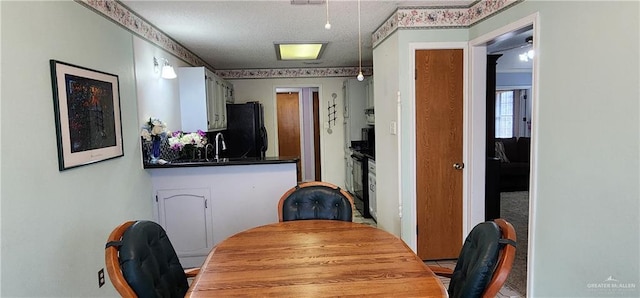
78,0,519,80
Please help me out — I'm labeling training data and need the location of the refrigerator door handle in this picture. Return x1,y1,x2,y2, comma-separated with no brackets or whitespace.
260,126,268,152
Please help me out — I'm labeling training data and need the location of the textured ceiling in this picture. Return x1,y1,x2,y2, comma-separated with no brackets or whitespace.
120,0,476,70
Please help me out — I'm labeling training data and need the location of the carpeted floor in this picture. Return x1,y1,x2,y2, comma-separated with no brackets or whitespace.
500,191,529,297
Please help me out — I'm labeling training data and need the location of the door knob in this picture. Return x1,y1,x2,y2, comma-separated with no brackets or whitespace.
453,163,464,170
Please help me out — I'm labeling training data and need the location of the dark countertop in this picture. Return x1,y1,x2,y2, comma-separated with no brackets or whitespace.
350,148,375,161
144,156,299,169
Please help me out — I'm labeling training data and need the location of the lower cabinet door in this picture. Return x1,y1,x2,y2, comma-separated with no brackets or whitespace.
368,173,377,221
156,188,214,267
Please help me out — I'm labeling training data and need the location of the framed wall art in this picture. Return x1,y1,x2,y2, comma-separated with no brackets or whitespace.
50,60,124,171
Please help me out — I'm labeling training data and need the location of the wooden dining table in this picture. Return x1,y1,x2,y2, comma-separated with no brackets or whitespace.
186,220,447,297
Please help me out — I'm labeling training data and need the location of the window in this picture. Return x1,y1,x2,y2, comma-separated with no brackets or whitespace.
495,91,514,138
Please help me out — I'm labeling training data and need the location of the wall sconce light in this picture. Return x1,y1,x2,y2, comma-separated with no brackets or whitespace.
153,57,177,79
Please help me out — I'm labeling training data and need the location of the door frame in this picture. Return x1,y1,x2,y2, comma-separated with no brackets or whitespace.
274,85,324,181
468,13,540,296
405,42,470,249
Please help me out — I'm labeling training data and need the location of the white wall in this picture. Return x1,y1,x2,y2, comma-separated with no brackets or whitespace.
133,36,191,132
229,78,346,187
1,1,153,296
373,28,469,241
0,2,4,294
377,1,639,296
470,1,640,296
372,33,400,235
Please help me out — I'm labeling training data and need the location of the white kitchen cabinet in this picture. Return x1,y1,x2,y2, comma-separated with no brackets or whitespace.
223,79,235,104
365,75,374,109
155,188,214,268
149,162,297,267
367,159,376,221
342,79,367,150
345,148,354,193
364,76,375,125
178,67,232,132
214,77,227,129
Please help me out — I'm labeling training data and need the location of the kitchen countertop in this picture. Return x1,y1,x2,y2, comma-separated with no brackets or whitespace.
350,148,375,161
144,156,299,169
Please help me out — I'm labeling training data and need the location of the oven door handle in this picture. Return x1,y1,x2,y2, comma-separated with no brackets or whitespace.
351,154,363,161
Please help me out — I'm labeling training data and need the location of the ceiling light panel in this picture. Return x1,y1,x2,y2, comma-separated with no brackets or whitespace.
275,43,327,60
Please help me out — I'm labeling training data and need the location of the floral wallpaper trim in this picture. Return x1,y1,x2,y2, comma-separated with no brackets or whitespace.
78,0,517,80
372,0,521,47
77,0,214,70
78,0,372,80
215,67,373,80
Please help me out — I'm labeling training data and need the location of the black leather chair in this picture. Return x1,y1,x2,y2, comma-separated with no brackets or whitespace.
278,181,355,222
428,218,517,298
105,220,199,298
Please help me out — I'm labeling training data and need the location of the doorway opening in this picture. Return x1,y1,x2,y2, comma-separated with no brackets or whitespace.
275,87,321,182
470,14,538,297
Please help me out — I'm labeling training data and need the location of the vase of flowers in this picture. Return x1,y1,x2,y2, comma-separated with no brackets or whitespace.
141,117,169,164
168,130,208,160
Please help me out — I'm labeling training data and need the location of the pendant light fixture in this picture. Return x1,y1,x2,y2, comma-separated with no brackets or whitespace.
324,0,331,29
356,0,364,81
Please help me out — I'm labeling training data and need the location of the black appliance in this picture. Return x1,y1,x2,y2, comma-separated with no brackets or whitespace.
225,102,268,158
351,150,371,218
361,127,375,156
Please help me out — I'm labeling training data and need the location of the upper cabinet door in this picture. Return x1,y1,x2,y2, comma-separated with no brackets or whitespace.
178,67,230,132
215,78,227,130
206,72,218,131
178,67,209,132
365,76,374,109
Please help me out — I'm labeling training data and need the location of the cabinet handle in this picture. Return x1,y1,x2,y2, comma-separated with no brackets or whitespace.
205,199,208,208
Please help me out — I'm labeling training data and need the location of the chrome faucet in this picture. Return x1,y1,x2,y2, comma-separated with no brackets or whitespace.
214,132,226,160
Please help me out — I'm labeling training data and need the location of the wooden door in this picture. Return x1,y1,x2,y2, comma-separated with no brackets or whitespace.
415,49,463,260
277,92,302,181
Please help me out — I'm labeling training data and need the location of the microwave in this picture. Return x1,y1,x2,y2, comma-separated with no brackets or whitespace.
365,108,374,125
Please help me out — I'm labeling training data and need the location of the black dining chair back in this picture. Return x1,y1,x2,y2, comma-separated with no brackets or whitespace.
105,220,190,298
428,218,517,298
278,181,354,222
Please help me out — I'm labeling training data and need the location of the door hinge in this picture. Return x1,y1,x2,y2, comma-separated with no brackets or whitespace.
205,199,208,209
414,68,417,80
416,225,418,235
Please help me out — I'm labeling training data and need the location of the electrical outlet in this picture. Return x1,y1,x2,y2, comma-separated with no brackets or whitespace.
98,268,105,288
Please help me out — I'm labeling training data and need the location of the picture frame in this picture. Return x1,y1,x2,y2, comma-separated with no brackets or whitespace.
50,60,124,171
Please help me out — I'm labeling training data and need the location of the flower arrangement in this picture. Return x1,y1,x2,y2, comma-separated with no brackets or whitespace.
140,117,169,141
168,130,208,151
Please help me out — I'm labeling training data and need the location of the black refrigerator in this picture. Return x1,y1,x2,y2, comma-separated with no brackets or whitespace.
225,102,267,158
